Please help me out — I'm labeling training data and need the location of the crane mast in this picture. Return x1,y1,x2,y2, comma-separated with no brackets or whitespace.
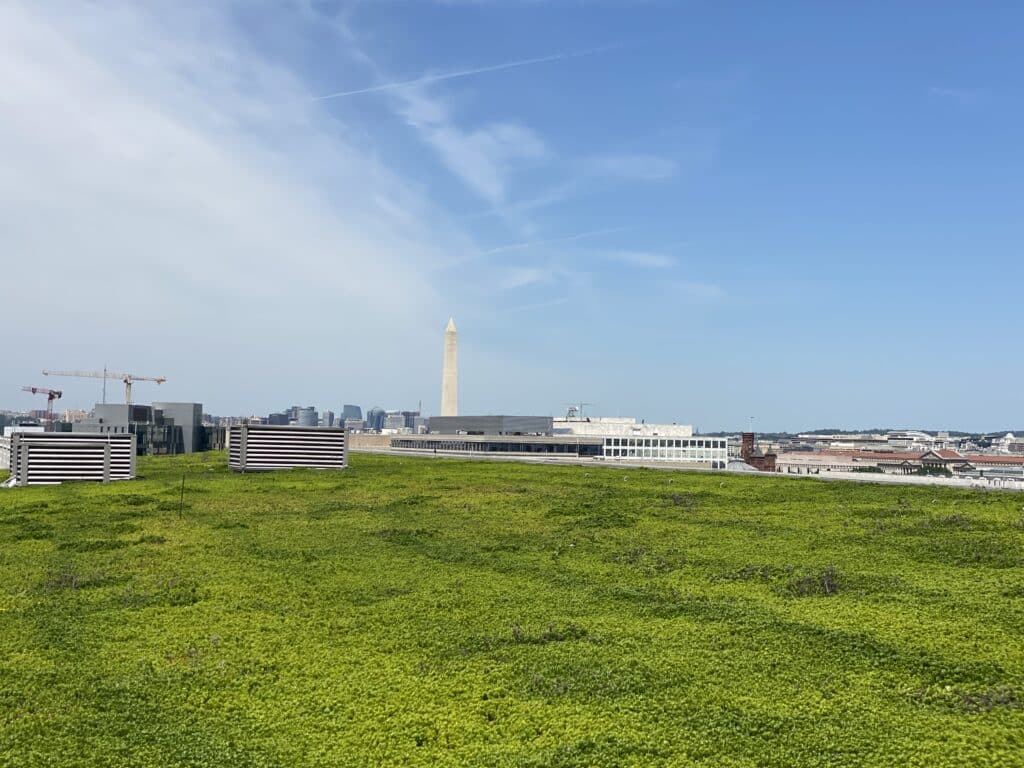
21,386,63,431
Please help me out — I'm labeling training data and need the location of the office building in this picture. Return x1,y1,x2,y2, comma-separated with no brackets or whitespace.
383,413,407,431
152,402,203,453
414,414,727,468
429,415,552,435
295,407,317,427
72,402,207,455
365,407,386,432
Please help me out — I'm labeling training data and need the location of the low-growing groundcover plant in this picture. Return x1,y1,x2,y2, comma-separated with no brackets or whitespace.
1,452,1023,766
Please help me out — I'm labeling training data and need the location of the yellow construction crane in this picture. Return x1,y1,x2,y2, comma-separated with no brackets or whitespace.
42,369,167,404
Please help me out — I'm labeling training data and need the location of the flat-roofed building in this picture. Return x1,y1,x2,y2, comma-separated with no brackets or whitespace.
428,415,553,435
601,435,728,468
399,414,726,468
392,433,603,457
554,416,723,467
152,402,203,453
553,417,693,438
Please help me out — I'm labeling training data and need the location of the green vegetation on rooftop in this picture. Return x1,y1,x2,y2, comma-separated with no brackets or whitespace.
1,452,1023,766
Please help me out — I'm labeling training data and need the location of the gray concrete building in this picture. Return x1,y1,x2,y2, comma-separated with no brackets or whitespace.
152,402,203,453
391,433,604,457
295,407,317,427
72,402,206,455
73,404,153,435
428,415,553,435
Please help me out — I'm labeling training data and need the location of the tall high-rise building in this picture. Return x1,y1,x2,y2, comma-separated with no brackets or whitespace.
383,413,406,431
295,407,317,427
441,317,458,416
365,407,386,431
341,404,362,421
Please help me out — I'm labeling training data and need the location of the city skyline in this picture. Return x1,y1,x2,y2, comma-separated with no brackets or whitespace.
1,2,1022,431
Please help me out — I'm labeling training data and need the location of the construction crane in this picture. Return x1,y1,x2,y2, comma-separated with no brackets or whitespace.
21,386,62,431
565,402,594,420
42,369,166,404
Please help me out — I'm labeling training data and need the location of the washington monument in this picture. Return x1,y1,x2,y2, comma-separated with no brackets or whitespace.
440,317,458,416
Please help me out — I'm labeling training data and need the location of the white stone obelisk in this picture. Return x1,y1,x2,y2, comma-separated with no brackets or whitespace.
440,317,458,416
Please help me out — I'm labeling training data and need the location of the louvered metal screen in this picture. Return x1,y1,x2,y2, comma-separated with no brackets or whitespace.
8,433,136,486
228,425,347,472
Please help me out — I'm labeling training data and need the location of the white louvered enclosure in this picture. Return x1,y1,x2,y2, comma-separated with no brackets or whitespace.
228,424,347,472
7,432,136,486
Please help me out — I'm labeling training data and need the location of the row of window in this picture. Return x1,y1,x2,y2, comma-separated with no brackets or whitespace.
605,448,723,460
604,437,726,449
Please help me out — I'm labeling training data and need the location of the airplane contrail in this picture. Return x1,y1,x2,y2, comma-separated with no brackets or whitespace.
310,45,620,102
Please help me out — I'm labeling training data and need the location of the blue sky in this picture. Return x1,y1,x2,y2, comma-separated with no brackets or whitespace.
1,1,1021,431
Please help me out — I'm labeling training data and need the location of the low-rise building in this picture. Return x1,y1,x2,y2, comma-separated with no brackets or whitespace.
993,433,1024,454
740,432,777,472
553,417,693,438
776,448,1024,478
417,414,726,468
72,402,209,455
429,415,552,435
600,434,728,468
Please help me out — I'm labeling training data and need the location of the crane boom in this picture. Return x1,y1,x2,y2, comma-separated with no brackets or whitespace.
22,386,62,397
21,385,63,431
42,369,167,404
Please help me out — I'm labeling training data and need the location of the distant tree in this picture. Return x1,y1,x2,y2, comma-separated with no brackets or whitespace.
914,465,952,477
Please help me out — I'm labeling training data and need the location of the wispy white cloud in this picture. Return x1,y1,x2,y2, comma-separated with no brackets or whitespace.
0,0,486,412
460,181,579,220
498,266,554,290
588,153,678,181
398,85,545,205
604,250,675,269
497,296,572,314
479,227,630,257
